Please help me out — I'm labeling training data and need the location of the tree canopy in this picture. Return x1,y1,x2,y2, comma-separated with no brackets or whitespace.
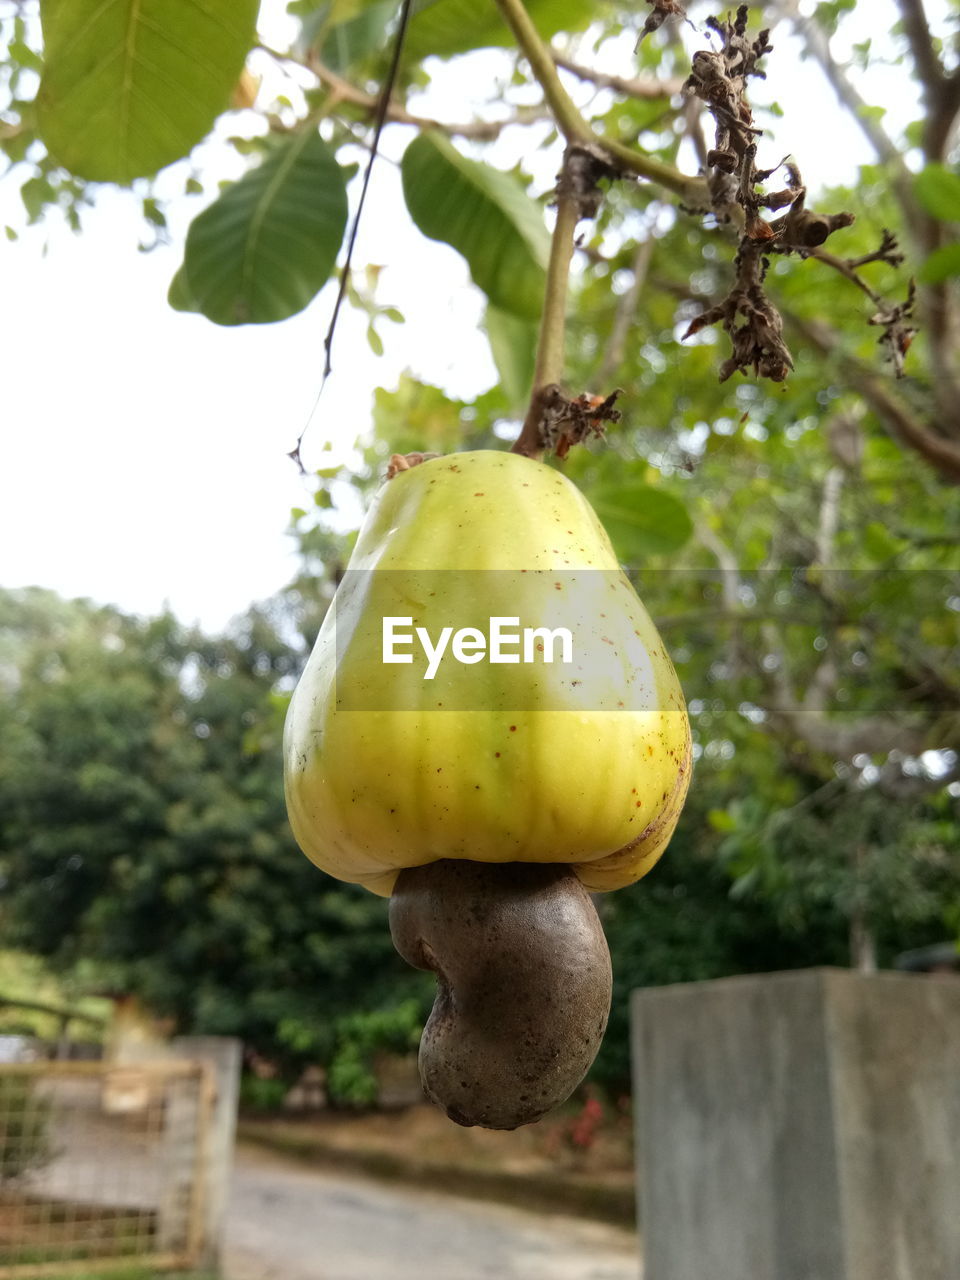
0,588,432,1090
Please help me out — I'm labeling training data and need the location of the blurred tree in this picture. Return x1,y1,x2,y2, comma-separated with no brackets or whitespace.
0,587,431,1078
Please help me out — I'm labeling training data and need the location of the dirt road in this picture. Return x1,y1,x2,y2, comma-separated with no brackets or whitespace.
223,1143,641,1280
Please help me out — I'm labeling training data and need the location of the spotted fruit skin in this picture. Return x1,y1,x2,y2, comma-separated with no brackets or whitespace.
283,451,691,896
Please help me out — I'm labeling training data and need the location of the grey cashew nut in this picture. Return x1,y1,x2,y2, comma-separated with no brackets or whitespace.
389,860,613,1130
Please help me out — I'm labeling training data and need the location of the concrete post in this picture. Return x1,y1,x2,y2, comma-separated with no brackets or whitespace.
631,968,960,1280
171,1035,242,1270
157,1069,200,1254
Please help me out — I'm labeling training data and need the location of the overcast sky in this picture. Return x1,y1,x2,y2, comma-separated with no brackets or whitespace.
0,1,929,632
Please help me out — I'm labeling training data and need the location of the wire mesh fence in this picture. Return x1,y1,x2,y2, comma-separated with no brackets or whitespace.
0,1060,213,1277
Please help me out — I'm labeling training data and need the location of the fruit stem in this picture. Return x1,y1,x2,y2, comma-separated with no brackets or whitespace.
494,0,707,459
512,184,579,459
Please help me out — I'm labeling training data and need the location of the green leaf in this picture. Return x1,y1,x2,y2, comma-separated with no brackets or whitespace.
485,304,537,413
20,176,56,222
301,0,396,73
919,242,960,284
142,196,166,228
707,808,738,833
168,130,349,326
406,0,593,60
36,0,259,183
401,132,549,320
9,39,44,74
366,323,384,356
588,483,693,560
862,521,903,562
914,164,960,222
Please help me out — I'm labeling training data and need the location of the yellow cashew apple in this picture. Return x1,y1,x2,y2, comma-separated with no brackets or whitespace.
284,449,691,896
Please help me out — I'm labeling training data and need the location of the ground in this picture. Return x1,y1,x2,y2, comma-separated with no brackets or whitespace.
237,1098,637,1223
223,1141,640,1280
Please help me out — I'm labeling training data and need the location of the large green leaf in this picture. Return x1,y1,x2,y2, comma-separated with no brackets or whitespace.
588,483,693,561
401,131,549,320
406,0,594,61
485,304,537,413
169,130,348,326
919,242,960,285
36,0,258,183
914,164,960,222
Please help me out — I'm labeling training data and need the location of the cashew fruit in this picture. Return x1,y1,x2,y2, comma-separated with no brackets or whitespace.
283,449,691,1128
284,450,691,897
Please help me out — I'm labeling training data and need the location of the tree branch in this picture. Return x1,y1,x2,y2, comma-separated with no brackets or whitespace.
695,520,742,611
759,620,932,761
551,49,686,100
813,465,845,571
895,0,946,110
265,47,548,141
788,312,960,482
491,0,706,203
895,0,960,160
490,0,593,143
776,0,960,397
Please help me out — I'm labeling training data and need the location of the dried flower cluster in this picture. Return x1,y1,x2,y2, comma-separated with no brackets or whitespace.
677,4,912,383
535,385,623,459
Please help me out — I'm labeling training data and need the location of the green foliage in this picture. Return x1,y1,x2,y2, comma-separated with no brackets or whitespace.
0,952,109,1040
919,242,960,284
914,163,960,222
169,130,349,325
588,480,693,559
0,588,425,1074
36,0,259,183
326,998,427,1107
401,132,550,320
404,0,594,61
239,1074,288,1111
51,1272,217,1280
0,1073,54,1183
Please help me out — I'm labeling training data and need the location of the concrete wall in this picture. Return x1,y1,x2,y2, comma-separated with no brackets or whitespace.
631,968,960,1280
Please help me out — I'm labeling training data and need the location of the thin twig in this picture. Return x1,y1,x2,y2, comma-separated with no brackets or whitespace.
287,0,415,473
551,49,685,100
300,50,550,141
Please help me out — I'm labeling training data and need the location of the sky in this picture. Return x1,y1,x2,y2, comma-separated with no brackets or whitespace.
0,0,934,633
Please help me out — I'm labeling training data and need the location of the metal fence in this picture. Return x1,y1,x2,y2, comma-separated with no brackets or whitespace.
0,1059,214,1277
